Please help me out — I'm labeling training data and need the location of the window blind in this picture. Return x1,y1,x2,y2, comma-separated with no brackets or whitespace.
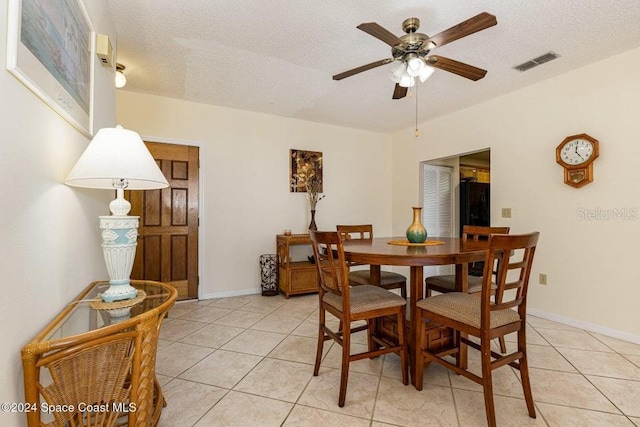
422,164,453,276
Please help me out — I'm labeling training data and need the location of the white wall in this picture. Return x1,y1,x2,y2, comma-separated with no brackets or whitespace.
0,2,116,425
392,47,640,341
115,92,393,298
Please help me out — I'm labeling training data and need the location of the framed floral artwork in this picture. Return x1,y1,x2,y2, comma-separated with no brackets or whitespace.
290,149,323,193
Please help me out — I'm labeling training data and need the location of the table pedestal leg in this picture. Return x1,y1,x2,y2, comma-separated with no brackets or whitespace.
409,265,423,385
369,265,381,286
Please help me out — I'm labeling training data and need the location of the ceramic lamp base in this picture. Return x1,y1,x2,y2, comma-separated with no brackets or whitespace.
101,283,138,303
100,215,140,302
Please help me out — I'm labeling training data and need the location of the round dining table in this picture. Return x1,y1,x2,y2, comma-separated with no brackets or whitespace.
341,236,490,383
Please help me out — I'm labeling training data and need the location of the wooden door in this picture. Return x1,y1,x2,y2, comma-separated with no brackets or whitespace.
128,142,199,300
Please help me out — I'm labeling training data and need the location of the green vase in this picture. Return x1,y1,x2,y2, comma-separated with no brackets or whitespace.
406,207,427,243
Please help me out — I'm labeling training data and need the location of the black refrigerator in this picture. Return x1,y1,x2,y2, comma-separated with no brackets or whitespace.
459,181,490,276
459,181,490,237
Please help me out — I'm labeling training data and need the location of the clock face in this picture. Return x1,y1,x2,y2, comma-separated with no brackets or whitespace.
560,138,594,165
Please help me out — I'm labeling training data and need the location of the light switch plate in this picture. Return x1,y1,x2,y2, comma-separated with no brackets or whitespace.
501,208,512,218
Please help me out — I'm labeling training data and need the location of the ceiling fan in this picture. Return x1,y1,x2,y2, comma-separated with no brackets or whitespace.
333,12,497,99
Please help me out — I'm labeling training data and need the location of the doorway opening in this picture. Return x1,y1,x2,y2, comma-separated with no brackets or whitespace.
421,149,491,276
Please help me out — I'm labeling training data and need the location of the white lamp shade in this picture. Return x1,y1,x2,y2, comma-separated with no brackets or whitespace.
65,126,169,190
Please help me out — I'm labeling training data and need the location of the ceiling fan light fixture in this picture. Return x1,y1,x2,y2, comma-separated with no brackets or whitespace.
398,72,415,88
406,56,425,77
115,63,127,88
418,65,435,82
389,62,406,83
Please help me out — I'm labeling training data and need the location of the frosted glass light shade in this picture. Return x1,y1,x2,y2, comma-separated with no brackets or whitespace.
389,62,406,83
65,126,168,190
115,70,127,88
398,72,415,88
406,57,425,77
419,65,435,82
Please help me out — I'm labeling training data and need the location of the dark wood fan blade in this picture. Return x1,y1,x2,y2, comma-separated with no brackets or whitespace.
428,12,497,48
357,22,403,47
427,56,487,81
333,58,393,80
392,83,408,99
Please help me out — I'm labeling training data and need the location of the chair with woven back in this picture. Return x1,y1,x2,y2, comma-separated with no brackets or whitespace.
309,229,409,407
38,335,135,426
336,224,407,299
424,225,510,352
415,232,540,427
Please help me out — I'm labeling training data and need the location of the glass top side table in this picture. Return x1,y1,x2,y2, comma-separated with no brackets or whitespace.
21,280,177,427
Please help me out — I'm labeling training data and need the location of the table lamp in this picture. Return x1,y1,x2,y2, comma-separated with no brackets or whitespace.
65,126,169,302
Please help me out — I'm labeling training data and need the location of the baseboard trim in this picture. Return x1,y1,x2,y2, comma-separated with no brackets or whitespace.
201,287,262,300
528,308,640,345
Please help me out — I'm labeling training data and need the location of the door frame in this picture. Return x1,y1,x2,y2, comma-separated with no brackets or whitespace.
421,148,491,240
140,134,205,300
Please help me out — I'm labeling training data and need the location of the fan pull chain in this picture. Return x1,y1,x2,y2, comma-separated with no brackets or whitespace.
415,82,419,137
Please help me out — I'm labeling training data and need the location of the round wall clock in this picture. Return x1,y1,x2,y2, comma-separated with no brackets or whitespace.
556,133,599,188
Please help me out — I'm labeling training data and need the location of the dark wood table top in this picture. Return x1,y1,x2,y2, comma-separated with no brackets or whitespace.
342,236,489,266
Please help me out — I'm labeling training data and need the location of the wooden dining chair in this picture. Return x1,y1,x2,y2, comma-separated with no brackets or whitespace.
424,225,510,352
415,232,539,427
309,230,409,407
336,224,407,299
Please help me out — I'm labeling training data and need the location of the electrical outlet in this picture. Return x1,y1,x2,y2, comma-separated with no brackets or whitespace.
539,273,547,285
502,208,512,218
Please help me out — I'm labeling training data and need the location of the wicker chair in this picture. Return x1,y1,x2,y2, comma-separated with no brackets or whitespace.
39,336,135,426
337,224,407,299
309,229,408,407
424,225,510,352
416,232,540,427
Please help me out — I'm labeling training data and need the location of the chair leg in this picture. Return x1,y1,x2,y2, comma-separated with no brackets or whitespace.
397,306,408,386
481,339,497,427
414,314,425,391
498,336,507,353
338,325,351,407
367,319,376,353
454,329,462,369
495,288,507,354
400,282,407,300
313,309,325,376
518,328,537,418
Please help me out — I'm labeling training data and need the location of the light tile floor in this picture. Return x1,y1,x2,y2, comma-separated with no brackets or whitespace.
156,293,640,427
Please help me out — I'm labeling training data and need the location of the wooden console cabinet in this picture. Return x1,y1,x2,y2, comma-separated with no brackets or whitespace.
276,233,319,298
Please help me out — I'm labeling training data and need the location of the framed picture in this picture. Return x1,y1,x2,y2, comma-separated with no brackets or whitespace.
290,149,323,193
6,0,94,137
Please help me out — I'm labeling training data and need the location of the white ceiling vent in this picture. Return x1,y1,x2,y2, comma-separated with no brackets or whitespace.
513,52,560,72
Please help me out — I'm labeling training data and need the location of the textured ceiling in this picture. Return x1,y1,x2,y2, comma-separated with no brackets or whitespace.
107,0,640,134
